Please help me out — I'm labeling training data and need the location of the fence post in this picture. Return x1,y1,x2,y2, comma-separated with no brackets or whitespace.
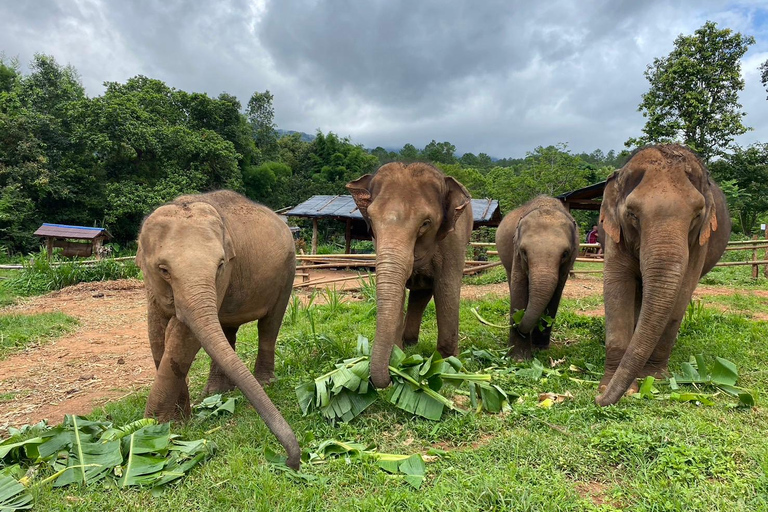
752,235,759,280
764,225,768,279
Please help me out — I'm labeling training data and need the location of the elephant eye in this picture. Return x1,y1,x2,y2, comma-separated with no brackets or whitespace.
158,265,170,278
562,250,570,260
217,260,225,271
418,219,432,235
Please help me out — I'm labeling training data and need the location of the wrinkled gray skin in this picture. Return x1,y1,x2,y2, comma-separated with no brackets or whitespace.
136,190,300,469
496,196,578,359
597,145,731,406
347,163,473,389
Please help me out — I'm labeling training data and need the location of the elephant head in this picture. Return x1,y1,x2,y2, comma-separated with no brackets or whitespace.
347,162,471,388
514,204,578,334
137,199,300,468
596,144,721,406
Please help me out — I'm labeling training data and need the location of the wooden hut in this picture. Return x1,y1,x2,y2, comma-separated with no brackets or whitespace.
34,224,112,259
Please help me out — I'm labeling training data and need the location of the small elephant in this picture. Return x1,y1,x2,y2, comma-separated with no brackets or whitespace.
347,162,473,388
136,190,300,469
495,196,578,359
596,145,731,406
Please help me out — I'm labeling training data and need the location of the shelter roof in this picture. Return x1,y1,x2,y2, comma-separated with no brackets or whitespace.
284,195,502,227
34,224,111,240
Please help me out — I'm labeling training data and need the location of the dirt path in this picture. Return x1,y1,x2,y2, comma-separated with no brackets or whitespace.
0,272,758,430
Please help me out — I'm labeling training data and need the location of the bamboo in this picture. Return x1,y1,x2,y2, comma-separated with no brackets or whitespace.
296,254,376,260
296,262,375,270
463,261,502,275
715,260,768,267
575,257,605,263
293,274,365,289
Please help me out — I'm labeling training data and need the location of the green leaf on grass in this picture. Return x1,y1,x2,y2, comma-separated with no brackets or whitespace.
0,474,32,511
193,395,237,420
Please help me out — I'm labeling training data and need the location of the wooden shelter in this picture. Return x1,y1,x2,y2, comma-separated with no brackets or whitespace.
557,180,607,211
34,224,112,259
283,195,503,254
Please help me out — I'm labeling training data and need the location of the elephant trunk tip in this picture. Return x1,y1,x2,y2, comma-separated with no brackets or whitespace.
371,368,392,389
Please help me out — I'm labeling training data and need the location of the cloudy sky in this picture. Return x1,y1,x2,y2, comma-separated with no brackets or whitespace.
1,0,767,158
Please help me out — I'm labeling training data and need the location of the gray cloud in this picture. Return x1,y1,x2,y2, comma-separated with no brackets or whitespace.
0,0,766,157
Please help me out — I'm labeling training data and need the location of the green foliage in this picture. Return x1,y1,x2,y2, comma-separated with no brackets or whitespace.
0,415,217,507
0,311,77,359
627,21,755,161
709,143,768,234
2,254,141,296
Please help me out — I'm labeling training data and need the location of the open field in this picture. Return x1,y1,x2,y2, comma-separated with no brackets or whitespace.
1,266,767,510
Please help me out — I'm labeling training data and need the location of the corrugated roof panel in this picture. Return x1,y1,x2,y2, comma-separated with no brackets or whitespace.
34,224,110,240
284,195,500,224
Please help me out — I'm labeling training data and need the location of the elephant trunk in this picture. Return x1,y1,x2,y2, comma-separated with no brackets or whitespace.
370,243,413,389
176,281,301,469
518,265,559,334
597,230,688,406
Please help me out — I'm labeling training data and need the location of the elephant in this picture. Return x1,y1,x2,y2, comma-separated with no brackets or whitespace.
347,162,473,389
596,144,731,406
136,190,301,469
495,196,578,359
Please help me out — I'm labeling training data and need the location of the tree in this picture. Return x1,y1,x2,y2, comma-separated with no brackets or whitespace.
709,143,768,235
399,143,420,160
247,90,279,162
423,140,456,164
627,21,754,162
761,58,768,100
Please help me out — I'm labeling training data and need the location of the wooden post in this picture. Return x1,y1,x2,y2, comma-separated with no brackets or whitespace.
344,219,352,254
752,234,759,279
311,218,318,255
764,225,768,279
93,237,104,260
46,237,53,259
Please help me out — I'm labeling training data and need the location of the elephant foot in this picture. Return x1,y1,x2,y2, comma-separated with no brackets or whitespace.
637,364,669,380
255,371,276,387
507,344,532,361
203,380,237,396
402,337,418,347
596,379,639,406
146,400,191,423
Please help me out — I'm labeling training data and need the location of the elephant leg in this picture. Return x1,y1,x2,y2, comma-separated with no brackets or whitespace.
203,326,238,395
600,267,639,391
530,280,566,350
434,267,463,358
640,271,700,378
145,318,200,422
507,264,531,360
147,300,171,370
254,313,281,386
403,289,433,346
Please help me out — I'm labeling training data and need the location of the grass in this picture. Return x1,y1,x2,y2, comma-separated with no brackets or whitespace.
1,254,141,297
0,311,78,359
15,285,768,511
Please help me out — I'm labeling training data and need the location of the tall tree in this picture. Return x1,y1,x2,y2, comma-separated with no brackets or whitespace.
246,90,279,162
626,21,754,162
760,58,768,100
422,140,456,164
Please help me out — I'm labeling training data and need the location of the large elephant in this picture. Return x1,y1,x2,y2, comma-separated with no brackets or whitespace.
136,190,301,469
596,145,731,406
496,196,578,359
347,162,472,388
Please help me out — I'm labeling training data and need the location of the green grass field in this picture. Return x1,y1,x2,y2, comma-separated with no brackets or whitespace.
0,312,78,360
11,287,766,512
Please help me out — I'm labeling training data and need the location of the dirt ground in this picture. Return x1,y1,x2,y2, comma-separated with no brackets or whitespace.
0,271,760,431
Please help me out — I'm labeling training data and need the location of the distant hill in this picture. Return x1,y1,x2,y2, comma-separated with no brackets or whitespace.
276,129,315,142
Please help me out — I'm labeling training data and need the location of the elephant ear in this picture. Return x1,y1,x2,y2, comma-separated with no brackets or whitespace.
698,179,718,246
223,225,237,261
436,176,472,241
135,244,144,270
346,174,374,221
600,171,621,244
